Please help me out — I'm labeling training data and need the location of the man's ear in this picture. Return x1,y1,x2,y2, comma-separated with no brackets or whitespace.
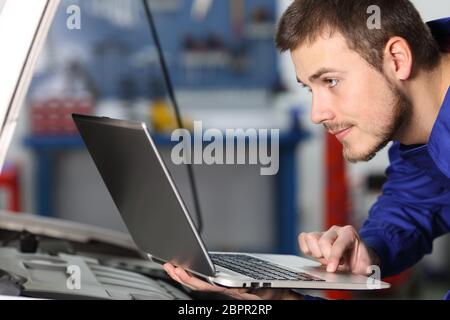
383,36,413,81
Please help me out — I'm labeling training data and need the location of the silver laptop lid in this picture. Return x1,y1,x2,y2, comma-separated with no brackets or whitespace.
72,114,216,277
0,0,59,171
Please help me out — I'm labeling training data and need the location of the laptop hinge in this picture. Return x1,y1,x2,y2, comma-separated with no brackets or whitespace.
147,254,165,265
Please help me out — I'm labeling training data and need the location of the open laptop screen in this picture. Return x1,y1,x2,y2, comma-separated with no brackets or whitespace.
0,0,59,171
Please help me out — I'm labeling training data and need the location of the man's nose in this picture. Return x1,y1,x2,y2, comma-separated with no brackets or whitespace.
310,97,335,124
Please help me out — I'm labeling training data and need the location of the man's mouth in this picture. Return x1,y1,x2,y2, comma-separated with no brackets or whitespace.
331,126,353,141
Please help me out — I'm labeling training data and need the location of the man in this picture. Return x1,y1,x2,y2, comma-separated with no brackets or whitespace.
164,0,450,300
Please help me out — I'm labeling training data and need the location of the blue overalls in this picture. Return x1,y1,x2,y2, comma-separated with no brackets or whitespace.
359,18,450,300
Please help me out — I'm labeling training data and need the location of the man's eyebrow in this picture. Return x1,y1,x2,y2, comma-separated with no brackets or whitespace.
296,68,343,86
308,68,342,82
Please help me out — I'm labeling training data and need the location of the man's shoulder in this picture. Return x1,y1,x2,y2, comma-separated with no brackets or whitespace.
386,141,450,183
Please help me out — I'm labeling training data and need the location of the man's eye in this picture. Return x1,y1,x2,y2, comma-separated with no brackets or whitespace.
326,79,339,88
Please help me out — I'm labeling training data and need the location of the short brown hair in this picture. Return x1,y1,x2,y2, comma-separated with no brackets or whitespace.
275,0,441,74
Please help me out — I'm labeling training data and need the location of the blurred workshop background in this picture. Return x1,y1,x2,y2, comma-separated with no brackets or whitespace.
1,0,449,299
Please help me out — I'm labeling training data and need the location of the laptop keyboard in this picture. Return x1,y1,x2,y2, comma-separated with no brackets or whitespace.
210,254,325,281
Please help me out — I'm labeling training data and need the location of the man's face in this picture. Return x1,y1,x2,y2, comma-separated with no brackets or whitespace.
291,31,411,162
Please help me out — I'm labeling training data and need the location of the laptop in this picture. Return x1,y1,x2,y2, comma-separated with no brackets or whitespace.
73,113,390,291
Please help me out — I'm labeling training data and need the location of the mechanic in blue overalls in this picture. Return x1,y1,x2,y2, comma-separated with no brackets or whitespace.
164,0,450,300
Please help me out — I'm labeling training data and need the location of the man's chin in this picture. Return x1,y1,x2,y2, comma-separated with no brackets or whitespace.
342,141,388,163
343,150,377,163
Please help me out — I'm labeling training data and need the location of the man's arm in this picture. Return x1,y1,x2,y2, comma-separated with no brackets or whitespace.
300,142,450,278
359,142,450,277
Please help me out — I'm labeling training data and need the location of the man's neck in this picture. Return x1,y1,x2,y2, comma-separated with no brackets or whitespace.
398,54,450,145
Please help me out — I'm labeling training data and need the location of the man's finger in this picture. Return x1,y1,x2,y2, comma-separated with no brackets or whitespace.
175,267,225,293
298,233,310,255
163,263,185,284
318,229,339,261
304,232,323,259
164,264,202,291
327,234,354,272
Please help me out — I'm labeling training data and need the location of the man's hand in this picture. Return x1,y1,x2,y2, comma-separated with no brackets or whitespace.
299,225,380,275
163,263,303,300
